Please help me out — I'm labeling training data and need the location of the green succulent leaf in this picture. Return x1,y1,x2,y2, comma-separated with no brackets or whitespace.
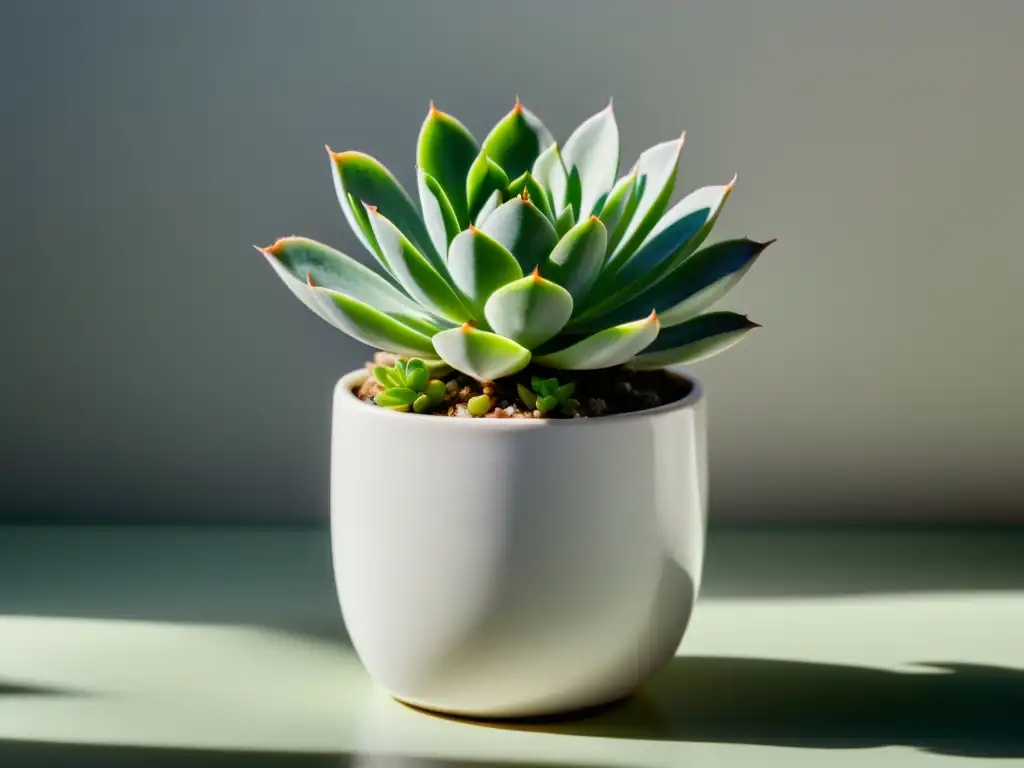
534,311,660,370
328,150,441,268
555,382,576,401
542,216,607,305
424,378,447,403
405,364,429,393
309,283,436,357
372,365,397,387
572,238,771,333
531,142,567,215
467,394,492,417
585,179,736,315
632,312,759,369
258,237,441,336
480,99,556,181
432,324,531,381
480,197,559,273
507,172,554,222
561,102,619,220
375,387,419,409
417,169,461,260
366,208,472,324
606,136,685,267
446,227,523,320
474,189,503,227
341,191,388,275
483,272,574,349
417,104,479,227
516,383,538,410
412,393,433,413
553,203,576,238
535,395,558,413
599,170,639,254
466,151,511,224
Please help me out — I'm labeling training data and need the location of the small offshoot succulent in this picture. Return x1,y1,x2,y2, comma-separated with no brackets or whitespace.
518,377,579,416
372,357,447,413
258,99,772,391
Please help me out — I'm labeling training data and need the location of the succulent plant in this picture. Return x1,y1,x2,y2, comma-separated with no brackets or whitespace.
372,357,447,413
518,376,579,416
258,99,771,381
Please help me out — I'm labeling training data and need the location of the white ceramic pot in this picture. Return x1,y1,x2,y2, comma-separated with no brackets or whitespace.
331,368,708,719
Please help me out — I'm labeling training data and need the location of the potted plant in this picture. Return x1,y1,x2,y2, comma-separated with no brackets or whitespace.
257,99,772,719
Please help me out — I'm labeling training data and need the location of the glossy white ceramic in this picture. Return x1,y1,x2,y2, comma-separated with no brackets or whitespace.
331,368,708,719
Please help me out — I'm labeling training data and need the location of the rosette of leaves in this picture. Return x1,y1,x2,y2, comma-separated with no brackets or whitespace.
518,376,579,416
258,99,773,381
373,358,447,413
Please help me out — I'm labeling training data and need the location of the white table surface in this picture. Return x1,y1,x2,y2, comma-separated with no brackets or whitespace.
1,525,1021,766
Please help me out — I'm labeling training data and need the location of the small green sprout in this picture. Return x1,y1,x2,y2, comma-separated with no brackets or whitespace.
467,394,492,417
373,358,447,413
518,376,580,416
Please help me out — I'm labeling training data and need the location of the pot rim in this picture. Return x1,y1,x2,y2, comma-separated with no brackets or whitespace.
335,366,704,428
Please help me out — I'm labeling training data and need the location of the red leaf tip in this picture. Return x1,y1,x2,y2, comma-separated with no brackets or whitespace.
648,309,660,327
468,224,479,233
513,95,523,113
428,100,439,115
588,214,599,223
460,322,474,333
260,238,287,257
306,273,317,288
531,265,542,281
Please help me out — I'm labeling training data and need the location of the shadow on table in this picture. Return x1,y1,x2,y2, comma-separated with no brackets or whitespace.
0,527,350,645
702,524,1024,598
0,742,613,768
469,656,1024,758
0,680,82,697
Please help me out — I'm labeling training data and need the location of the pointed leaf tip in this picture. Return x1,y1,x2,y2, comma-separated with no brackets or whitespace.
460,321,473,333
428,100,438,114
306,272,316,288
589,214,599,223
649,309,660,327
531,265,541,280
258,239,285,257
514,95,522,111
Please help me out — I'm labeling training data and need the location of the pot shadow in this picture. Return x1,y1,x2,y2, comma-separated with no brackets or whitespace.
459,656,1024,758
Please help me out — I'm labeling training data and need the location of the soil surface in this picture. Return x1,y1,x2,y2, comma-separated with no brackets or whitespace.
356,353,692,419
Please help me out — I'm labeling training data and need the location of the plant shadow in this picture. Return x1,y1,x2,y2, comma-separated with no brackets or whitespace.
464,656,1024,758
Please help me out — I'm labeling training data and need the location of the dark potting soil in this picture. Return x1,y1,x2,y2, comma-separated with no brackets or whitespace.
355,353,692,419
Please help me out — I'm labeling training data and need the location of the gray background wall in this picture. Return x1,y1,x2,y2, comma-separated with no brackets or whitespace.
2,0,1021,523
